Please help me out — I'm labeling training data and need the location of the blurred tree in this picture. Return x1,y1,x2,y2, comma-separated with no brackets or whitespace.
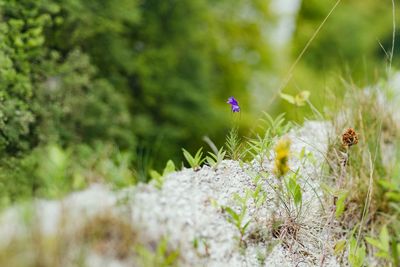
0,0,134,155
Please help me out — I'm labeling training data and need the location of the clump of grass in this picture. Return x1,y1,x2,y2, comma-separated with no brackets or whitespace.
260,136,306,250
246,113,291,167
182,147,205,171
206,147,226,170
325,84,400,265
149,160,176,189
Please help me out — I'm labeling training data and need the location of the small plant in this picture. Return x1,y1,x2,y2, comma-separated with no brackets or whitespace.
225,127,244,160
206,147,226,170
260,113,291,138
246,174,267,220
378,178,400,209
182,147,205,171
327,128,359,221
256,249,267,266
247,134,273,168
270,137,292,220
149,160,176,189
221,192,251,247
348,236,366,267
248,182,267,210
365,225,400,266
333,190,348,219
247,113,291,164
284,170,302,211
298,146,316,166
192,236,210,257
225,96,244,161
135,237,180,267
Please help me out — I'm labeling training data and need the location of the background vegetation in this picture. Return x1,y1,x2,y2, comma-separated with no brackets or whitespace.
0,0,399,205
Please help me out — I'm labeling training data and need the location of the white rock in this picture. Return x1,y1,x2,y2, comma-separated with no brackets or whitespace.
0,121,340,267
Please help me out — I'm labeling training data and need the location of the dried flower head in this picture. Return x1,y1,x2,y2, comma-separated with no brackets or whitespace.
342,128,358,147
274,138,291,177
227,96,240,112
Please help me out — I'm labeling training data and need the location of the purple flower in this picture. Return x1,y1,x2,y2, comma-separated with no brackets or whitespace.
227,96,240,112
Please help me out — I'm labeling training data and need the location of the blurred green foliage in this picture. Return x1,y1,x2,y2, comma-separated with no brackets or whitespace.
49,0,274,164
0,0,275,203
0,143,135,207
0,0,133,153
281,0,400,121
294,0,400,76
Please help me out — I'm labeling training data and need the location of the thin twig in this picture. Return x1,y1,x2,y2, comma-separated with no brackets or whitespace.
355,151,374,246
389,0,396,73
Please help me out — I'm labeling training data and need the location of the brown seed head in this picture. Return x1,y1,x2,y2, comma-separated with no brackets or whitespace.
342,128,358,147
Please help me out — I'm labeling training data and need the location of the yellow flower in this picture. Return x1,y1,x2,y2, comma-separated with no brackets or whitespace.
274,138,291,177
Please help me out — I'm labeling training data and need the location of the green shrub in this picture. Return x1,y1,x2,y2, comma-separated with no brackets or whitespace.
0,0,135,156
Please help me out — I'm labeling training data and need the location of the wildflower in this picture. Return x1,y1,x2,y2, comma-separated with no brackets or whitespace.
227,96,240,112
341,128,358,147
274,138,291,177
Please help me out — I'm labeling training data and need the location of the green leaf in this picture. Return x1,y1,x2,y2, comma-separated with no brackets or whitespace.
239,206,247,221
393,240,400,267
223,206,240,222
280,93,296,104
348,236,366,267
149,170,161,180
149,160,175,189
192,237,199,249
294,90,310,106
293,184,302,207
253,184,261,197
162,160,175,176
379,226,390,252
378,179,397,190
182,148,204,170
375,251,389,258
233,193,247,205
288,175,302,207
365,237,385,251
182,148,195,166
165,250,180,265
385,191,400,202
299,147,306,159
242,220,251,231
335,192,348,219
206,156,216,167
334,240,346,255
